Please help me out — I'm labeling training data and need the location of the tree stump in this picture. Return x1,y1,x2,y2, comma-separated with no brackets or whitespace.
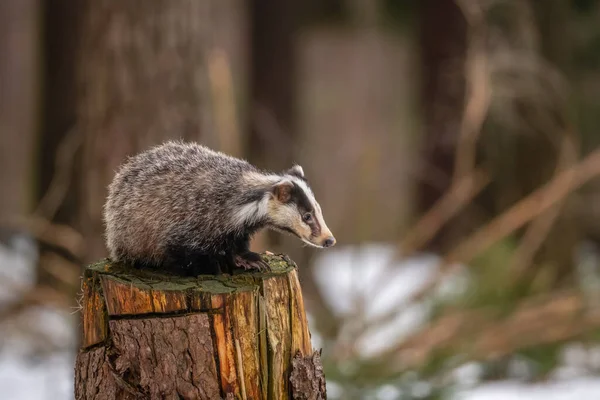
74,254,326,400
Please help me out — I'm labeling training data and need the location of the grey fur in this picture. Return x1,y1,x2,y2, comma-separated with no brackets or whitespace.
103,140,334,274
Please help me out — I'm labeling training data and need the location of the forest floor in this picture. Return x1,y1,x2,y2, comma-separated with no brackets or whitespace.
2,239,600,400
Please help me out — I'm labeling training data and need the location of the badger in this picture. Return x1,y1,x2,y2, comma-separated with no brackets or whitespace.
103,140,336,275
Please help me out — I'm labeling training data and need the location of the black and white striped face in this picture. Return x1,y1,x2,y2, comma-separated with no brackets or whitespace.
268,166,336,249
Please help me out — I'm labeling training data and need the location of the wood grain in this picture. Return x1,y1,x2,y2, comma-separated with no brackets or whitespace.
101,276,188,316
75,254,324,399
232,289,262,399
263,275,292,398
81,275,108,348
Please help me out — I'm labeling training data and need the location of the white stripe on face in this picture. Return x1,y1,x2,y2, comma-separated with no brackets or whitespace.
313,201,332,239
288,176,333,241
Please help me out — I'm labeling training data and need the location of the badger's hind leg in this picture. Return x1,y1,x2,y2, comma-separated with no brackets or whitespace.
160,246,224,276
187,253,224,276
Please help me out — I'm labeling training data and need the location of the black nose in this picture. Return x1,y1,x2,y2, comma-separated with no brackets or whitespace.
323,237,336,248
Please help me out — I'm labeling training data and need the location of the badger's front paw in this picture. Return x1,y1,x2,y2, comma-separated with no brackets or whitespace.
233,251,270,272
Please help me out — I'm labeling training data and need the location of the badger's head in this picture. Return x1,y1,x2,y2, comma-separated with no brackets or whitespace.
266,165,336,249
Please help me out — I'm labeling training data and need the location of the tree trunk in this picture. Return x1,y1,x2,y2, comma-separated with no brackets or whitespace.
478,0,578,288
526,0,578,287
0,0,40,220
417,0,468,253
247,0,300,255
75,0,218,262
74,254,326,400
37,0,83,224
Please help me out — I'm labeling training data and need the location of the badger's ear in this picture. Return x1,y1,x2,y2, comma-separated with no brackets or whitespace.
286,164,304,179
272,180,294,203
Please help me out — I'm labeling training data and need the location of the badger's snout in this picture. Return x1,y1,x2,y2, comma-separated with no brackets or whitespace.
303,232,336,249
322,236,336,248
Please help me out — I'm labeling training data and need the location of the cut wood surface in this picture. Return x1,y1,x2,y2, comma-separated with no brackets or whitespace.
74,253,326,400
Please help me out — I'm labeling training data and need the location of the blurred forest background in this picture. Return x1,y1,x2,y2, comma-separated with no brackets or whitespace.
4,0,600,399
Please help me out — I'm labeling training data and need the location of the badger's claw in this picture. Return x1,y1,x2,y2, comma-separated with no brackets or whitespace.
234,253,270,272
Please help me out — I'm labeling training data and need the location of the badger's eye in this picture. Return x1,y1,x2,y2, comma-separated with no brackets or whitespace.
302,213,313,223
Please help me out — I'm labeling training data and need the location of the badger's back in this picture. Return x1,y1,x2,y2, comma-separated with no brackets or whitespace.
103,141,256,266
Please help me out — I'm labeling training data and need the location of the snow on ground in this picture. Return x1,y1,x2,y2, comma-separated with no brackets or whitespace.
0,348,74,400
311,243,600,399
0,233,75,400
311,243,470,357
455,378,600,400
1,239,600,399
0,234,38,304
312,242,440,318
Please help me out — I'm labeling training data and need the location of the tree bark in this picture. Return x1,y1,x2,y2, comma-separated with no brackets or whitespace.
75,254,326,400
0,0,40,220
478,0,578,288
247,0,301,255
526,0,578,287
417,0,468,253
38,0,83,224
75,0,217,262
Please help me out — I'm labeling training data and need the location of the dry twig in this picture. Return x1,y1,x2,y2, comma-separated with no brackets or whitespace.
388,288,600,372
33,126,82,220
453,0,491,184
508,132,578,280
399,169,490,257
1,216,84,260
404,146,600,306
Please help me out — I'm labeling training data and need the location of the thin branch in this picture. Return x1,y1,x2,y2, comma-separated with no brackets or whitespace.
446,146,600,265
508,131,579,280
0,284,69,323
33,126,82,220
363,170,490,308
399,168,490,257
453,0,492,184
405,146,600,305
1,216,85,261
387,288,600,373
